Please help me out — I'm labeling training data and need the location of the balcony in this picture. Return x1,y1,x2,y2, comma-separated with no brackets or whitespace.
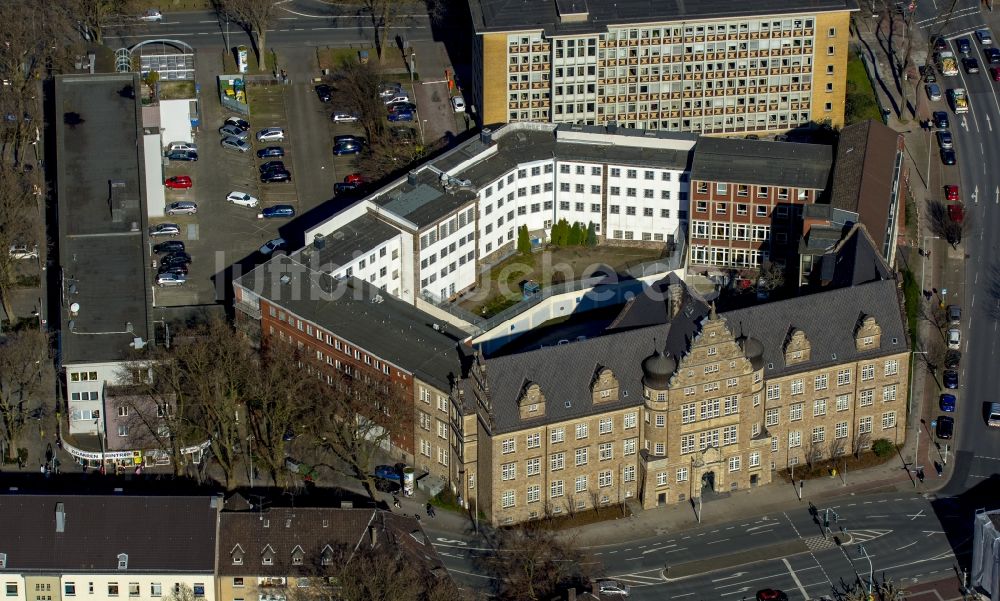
235,300,261,320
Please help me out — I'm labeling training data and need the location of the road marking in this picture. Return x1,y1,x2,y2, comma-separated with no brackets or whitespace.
908,510,926,521
746,522,778,532
707,538,730,545
988,115,993,132
973,185,978,204
711,572,748,583
895,541,918,551
866,515,889,518
673,594,696,598
783,558,810,601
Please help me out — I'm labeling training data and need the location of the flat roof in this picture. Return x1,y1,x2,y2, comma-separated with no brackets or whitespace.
690,137,833,189
469,0,857,35
309,214,400,268
55,74,151,364
236,254,469,390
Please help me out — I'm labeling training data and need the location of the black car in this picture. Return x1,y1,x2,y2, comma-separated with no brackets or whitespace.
335,134,367,145
257,146,285,158
166,150,198,161
259,160,286,173
157,264,189,276
987,48,1000,64
963,57,981,73
261,170,292,183
936,415,955,439
165,250,192,263
391,126,416,144
945,350,961,369
944,369,959,389
153,240,185,254
160,254,191,268
933,111,950,129
958,38,971,54
334,182,359,195
387,101,417,113
941,148,957,165
933,36,948,51
315,84,332,102
920,65,937,83
224,116,250,131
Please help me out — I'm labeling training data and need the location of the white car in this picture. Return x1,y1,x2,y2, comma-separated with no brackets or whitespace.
166,141,197,153
383,95,410,105
226,191,259,208
149,223,180,237
331,111,358,123
155,272,187,287
259,238,287,255
9,243,38,259
165,201,198,215
138,9,163,22
451,95,466,113
595,580,630,597
948,328,961,350
256,128,285,142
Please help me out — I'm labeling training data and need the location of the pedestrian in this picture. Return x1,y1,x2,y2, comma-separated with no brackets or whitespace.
392,496,401,509
917,247,925,256
925,250,931,258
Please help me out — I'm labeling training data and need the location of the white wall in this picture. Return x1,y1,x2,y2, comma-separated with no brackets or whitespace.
418,205,478,302
603,163,687,243
158,99,195,148
1,576,25,601
60,574,215,601
65,360,132,436
143,134,165,219
330,235,403,295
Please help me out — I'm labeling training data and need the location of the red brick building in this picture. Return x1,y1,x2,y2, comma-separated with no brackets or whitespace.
686,137,833,272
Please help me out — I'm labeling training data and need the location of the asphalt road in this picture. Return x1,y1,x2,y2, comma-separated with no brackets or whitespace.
107,0,434,50
425,492,965,600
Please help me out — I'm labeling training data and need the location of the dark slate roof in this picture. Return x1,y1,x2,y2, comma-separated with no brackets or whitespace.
811,224,894,289
236,254,469,390
218,508,375,576
0,495,217,573
316,215,399,267
829,120,902,256
690,137,833,189
469,0,857,35
55,73,152,364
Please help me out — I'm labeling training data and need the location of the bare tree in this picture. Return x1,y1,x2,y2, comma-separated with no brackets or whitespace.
162,584,196,601
0,329,47,462
0,164,42,322
63,0,137,45
926,199,972,249
852,431,872,459
306,370,410,501
805,438,824,469
828,438,847,459
246,347,312,486
333,60,388,146
213,0,280,71
477,522,593,601
340,0,422,64
756,260,786,292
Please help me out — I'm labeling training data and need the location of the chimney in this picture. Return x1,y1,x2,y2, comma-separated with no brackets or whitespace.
55,503,66,533
407,170,418,186
368,523,380,548
668,283,684,319
313,234,326,250
480,128,493,145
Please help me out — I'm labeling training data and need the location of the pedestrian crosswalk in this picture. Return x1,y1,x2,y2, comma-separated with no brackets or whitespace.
848,528,892,543
804,536,839,552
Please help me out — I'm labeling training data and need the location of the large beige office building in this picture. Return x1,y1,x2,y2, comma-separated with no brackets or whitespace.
467,0,855,133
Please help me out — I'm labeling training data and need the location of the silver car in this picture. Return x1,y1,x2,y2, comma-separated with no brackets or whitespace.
155,272,187,287
165,201,198,215
221,136,251,152
256,127,285,142
219,123,249,139
149,223,181,237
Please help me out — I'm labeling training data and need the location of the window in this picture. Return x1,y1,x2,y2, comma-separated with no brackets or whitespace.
772,437,779,452
233,578,244,588
837,369,852,386
599,417,612,434
723,425,738,446
676,467,689,482
882,411,897,429
624,438,637,455
118,554,128,570
624,465,636,482
860,389,874,406
551,428,565,443
599,442,613,460
526,433,540,448
527,485,541,503
117,425,129,437
699,429,720,449
129,584,140,597
765,408,779,427
624,412,637,429
108,584,119,597
859,416,873,434
550,452,565,471
681,434,695,454
885,359,899,376
766,384,780,401
836,421,849,439
750,451,761,467
729,456,741,472
65,583,76,597
883,385,897,402
654,442,665,455
575,475,588,492
526,457,541,476
655,414,666,427
815,374,828,390
836,394,851,411
861,364,875,381
151,584,162,598
501,462,516,481
681,404,696,424
813,398,827,417
700,399,720,420
551,480,565,497
576,423,589,439
502,438,515,454
575,447,589,466
600,470,613,488
502,490,515,508
4,585,16,597
827,45,835,55
788,431,802,448
812,427,825,443
789,403,803,421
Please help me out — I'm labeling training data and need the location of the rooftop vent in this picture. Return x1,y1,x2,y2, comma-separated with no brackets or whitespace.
279,275,291,285
313,234,326,250
480,128,493,146
55,503,66,533
131,337,146,349
407,170,418,186
371,295,384,304
69,302,80,316
564,400,572,408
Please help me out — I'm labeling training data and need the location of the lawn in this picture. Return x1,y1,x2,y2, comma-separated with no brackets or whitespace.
458,245,665,317
845,53,883,124
246,85,286,121
158,80,196,100
135,0,212,10
317,46,409,73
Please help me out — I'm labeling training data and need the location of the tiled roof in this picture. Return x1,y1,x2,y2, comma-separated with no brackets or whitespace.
690,137,833,189
0,495,217,573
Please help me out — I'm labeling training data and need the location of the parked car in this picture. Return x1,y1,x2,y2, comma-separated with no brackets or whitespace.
226,191,259,207
344,173,366,185
166,150,198,162
383,94,410,105
937,130,953,149
221,136,251,152
377,83,402,98
451,95,466,112
160,253,192,267
756,590,789,601
374,465,402,481
259,160,286,173
925,83,942,101
8,243,38,259
219,123,249,139
595,580,631,598
157,264,188,277
987,47,1000,63
390,126,416,145
153,240,185,254
940,394,957,412
388,109,414,122
333,141,363,155
259,237,287,255
256,127,285,142
944,369,959,389
224,117,250,131
941,148,957,165
936,415,955,439
958,38,972,53
948,203,964,223
945,350,961,369
149,223,180,237
166,141,197,153
921,65,937,83
165,201,198,215
261,170,292,183
155,272,187,287
138,9,163,22
977,29,993,45
331,110,359,123
387,101,417,114
933,111,950,129
261,204,295,218
963,57,981,74
947,327,961,349
933,36,948,51
945,184,959,200
948,304,962,324
335,134,366,145
315,84,332,102
164,175,192,189
257,146,285,158
334,182,358,195
992,67,1000,82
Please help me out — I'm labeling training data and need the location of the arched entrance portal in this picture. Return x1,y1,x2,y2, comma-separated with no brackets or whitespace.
701,470,716,493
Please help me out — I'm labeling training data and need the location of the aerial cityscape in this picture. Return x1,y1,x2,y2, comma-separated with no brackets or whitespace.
0,0,999,600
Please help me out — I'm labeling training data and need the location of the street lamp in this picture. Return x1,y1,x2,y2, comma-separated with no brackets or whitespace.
857,544,874,597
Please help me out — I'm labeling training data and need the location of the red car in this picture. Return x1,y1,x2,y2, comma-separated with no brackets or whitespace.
992,67,1000,82
165,175,192,189
344,173,366,185
945,185,959,201
948,203,965,223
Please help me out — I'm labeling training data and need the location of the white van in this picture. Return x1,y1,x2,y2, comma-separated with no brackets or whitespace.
166,141,197,153
988,403,1000,427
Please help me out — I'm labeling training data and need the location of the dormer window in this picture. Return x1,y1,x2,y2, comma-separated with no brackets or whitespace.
262,544,275,566
231,544,245,566
117,553,128,570
0,553,6,568
321,545,334,566
291,545,304,565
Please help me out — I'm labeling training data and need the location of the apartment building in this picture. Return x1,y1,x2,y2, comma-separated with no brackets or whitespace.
0,495,218,601
686,136,833,271
467,0,855,132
